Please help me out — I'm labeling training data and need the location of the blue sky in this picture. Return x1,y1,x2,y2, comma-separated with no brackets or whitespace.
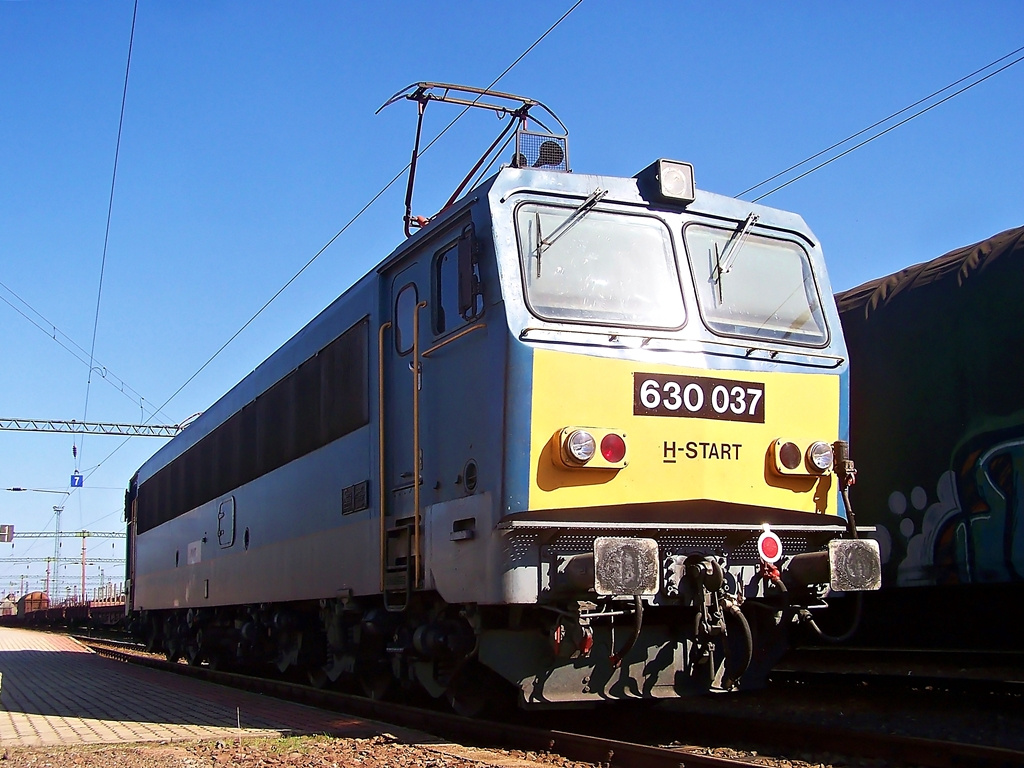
2,1,1022,598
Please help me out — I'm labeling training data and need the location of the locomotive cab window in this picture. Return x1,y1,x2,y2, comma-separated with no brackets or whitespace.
685,223,828,346
515,202,685,329
433,228,483,335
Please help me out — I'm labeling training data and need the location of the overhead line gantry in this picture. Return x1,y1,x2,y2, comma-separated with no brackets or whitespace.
0,417,183,437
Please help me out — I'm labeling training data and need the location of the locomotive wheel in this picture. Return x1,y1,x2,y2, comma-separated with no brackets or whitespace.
184,628,206,666
360,673,392,700
144,625,159,653
446,685,487,718
307,668,329,689
445,662,505,718
358,666,394,700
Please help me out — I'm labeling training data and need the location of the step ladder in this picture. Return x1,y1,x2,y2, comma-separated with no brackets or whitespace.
383,517,416,611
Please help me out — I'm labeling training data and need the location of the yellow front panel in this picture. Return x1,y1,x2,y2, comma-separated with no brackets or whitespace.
528,349,839,515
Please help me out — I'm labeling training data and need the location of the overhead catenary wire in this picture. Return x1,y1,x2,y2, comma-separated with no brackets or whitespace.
2,3,141,594
413,0,585,162
0,281,174,423
77,0,140,473
94,0,587,450
51,1,585,564
5,12,1010,566
63,0,587,521
742,43,1024,202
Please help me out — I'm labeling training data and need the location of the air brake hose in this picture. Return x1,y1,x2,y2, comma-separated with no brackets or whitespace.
609,594,643,670
800,591,864,643
722,602,753,687
833,440,859,539
791,440,864,641
841,488,859,539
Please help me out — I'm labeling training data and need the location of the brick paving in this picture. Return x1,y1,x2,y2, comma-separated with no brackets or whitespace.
0,627,384,747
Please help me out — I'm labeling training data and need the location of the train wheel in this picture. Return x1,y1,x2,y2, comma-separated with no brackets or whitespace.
185,629,204,666
445,662,504,718
144,625,159,653
446,686,486,718
358,666,394,700
307,667,329,689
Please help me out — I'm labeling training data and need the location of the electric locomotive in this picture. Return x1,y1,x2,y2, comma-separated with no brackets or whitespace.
125,84,880,709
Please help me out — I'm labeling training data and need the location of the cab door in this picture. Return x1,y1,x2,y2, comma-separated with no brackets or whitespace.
380,262,428,608
378,221,483,609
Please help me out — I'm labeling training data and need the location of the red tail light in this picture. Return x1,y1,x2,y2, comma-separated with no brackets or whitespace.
601,433,627,463
778,441,802,470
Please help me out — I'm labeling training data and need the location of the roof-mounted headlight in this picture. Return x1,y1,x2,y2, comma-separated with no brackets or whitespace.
635,159,696,205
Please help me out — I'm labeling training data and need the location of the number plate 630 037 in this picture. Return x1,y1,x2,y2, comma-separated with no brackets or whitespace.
633,372,765,423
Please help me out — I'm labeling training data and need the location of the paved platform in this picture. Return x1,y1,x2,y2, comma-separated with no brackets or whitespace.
0,627,383,747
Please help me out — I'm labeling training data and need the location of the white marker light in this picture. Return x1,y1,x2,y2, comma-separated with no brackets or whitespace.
806,441,834,472
566,430,597,464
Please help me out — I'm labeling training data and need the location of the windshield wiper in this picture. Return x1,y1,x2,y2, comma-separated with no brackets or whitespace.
711,212,759,302
717,212,759,274
533,188,608,277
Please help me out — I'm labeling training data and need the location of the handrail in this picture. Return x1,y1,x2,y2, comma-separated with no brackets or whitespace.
412,302,427,588
377,321,392,593
421,323,486,357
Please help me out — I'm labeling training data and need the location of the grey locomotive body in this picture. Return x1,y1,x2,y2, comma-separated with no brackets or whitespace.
128,155,879,708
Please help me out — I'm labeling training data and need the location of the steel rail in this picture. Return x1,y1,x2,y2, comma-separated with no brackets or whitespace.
783,645,1024,669
647,708,1024,768
770,667,1024,699
80,640,758,768
79,637,1024,768
774,646,1024,698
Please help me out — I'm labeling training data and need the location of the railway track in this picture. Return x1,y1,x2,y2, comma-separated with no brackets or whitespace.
773,646,1024,698
76,635,1024,768
78,637,753,768
781,645,1024,671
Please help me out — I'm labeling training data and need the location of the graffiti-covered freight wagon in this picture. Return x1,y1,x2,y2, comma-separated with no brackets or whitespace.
834,226,1024,646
